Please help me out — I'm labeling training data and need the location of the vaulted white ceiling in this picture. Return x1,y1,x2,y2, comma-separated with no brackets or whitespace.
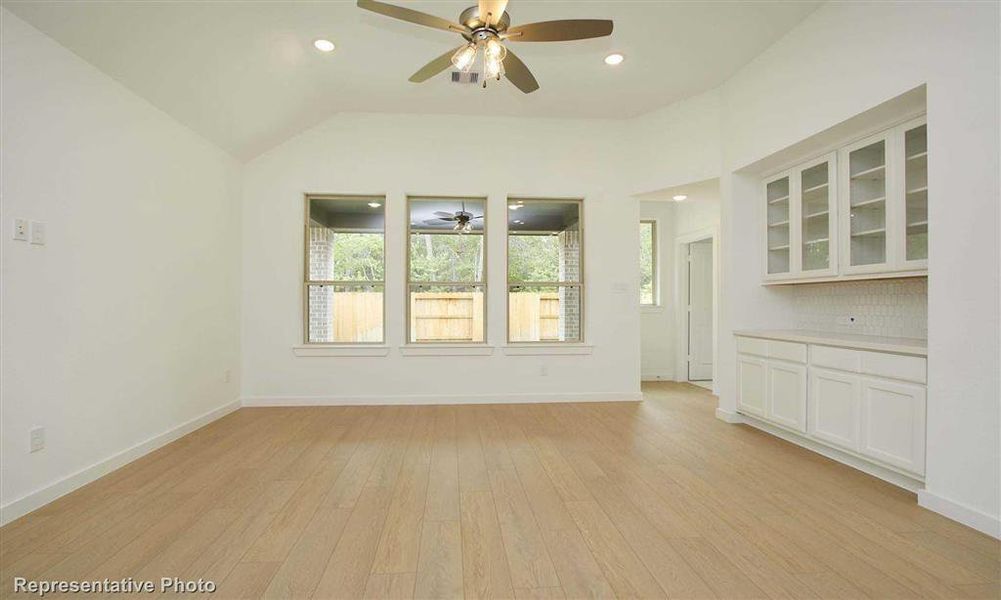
5,1,820,160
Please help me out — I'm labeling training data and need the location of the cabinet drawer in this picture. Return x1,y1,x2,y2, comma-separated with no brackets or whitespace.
859,351,926,384
736,337,769,357
810,345,860,372
768,340,807,363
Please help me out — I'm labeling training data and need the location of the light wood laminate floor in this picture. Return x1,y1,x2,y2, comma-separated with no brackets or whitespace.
2,383,998,599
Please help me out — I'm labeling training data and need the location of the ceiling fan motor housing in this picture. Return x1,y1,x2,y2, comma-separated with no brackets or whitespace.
459,5,510,38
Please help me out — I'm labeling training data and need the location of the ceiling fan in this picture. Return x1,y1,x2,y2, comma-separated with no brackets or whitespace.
356,0,614,94
424,202,483,233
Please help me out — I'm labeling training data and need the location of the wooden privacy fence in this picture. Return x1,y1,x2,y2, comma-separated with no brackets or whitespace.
507,292,560,342
332,292,383,342
325,292,560,342
411,292,485,342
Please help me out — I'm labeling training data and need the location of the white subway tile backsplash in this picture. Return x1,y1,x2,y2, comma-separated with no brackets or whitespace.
781,278,927,339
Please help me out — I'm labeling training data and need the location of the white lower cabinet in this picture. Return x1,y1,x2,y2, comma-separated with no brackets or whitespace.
766,361,807,432
859,377,926,475
808,368,860,452
736,335,926,479
737,355,767,417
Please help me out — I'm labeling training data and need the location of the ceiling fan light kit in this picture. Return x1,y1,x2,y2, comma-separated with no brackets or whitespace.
357,0,613,94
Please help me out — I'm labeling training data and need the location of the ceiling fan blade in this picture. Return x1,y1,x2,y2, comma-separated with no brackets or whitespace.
472,216,484,219
357,0,468,34
505,19,614,42
409,46,464,83
433,211,455,218
478,0,508,26
503,49,540,94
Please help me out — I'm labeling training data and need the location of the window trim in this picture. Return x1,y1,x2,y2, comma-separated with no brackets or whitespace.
406,195,489,345
302,193,387,345
505,197,585,344
640,219,658,307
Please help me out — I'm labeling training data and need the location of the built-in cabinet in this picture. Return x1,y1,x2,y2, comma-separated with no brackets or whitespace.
736,333,926,479
764,153,838,280
763,116,927,283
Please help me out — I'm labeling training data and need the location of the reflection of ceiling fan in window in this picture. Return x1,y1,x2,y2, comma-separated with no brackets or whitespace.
356,0,613,94
424,202,483,233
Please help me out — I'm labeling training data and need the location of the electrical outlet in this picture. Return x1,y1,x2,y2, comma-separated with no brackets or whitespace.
224,369,231,383
12,218,28,241
539,365,549,376
836,315,857,326
29,221,46,245
29,427,45,453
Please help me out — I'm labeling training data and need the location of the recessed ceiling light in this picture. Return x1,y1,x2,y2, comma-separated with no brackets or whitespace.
313,39,336,53
367,201,382,208
514,220,524,224
508,204,521,210
604,53,625,66
673,194,688,202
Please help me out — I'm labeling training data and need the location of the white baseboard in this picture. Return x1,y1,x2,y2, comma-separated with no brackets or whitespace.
715,407,744,423
918,489,1001,539
640,371,675,382
0,399,241,526
736,412,924,493
242,391,643,407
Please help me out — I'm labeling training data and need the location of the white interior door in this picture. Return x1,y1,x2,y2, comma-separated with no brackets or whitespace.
688,239,714,381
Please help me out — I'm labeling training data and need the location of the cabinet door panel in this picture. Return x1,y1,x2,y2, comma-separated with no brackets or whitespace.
809,368,860,451
841,132,892,274
766,361,807,432
799,154,837,276
764,173,793,279
859,378,926,475
901,118,928,269
737,355,766,417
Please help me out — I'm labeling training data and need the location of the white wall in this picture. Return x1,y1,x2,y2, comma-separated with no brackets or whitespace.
714,1,1000,534
1,11,243,522
626,89,723,194
241,113,641,403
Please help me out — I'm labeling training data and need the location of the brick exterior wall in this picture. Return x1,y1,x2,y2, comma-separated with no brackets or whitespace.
558,226,581,341
308,222,335,342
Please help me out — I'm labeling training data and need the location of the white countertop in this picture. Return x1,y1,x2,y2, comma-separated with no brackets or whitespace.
733,329,927,356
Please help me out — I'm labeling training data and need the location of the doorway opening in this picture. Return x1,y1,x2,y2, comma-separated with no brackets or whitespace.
686,238,714,388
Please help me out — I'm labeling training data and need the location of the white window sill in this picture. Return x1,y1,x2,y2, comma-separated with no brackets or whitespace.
502,344,594,356
399,344,494,357
292,345,390,357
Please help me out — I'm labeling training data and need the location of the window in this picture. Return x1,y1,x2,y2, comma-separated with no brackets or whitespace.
507,198,583,343
407,196,486,343
640,220,657,305
304,195,385,344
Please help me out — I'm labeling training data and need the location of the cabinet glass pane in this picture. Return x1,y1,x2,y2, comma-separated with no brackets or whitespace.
848,140,887,266
904,125,928,261
766,176,790,274
801,162,830,271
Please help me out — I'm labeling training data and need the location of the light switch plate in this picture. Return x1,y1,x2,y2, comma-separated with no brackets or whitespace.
29,221,46,245
30,427,45,453
13,218,28,241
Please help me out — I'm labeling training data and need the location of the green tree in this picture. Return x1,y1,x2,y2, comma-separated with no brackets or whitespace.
331,232,384,280
639,222,654,304
508,235,560,282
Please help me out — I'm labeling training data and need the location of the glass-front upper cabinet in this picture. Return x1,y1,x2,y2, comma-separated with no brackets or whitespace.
840,117,928,275
762,153,837,282
764,174,791,277
901,118,928,268
799,154,837,276
763,116,927,284
843,133,889,272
